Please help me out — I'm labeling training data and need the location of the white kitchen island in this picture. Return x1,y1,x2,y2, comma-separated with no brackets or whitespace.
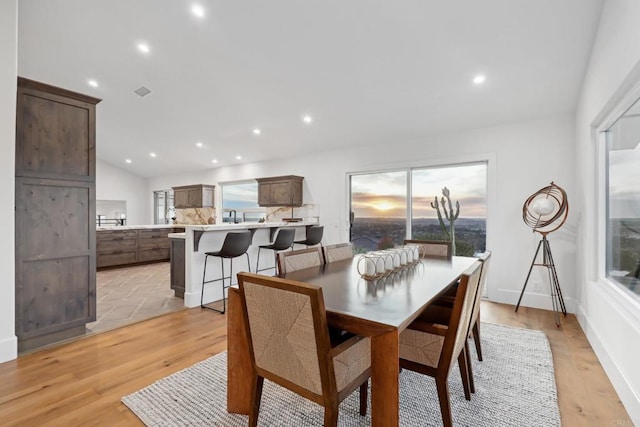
172,221,318,308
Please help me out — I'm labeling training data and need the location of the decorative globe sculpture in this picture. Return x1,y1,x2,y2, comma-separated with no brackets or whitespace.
516,182,568,326
522,182,568,235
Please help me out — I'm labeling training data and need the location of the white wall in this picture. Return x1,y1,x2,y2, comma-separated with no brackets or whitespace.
96,160,149,225
575,0,640,421
149,114,577,312
0,0,18,363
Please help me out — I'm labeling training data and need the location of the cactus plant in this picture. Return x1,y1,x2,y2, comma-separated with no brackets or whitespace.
430,187,460,255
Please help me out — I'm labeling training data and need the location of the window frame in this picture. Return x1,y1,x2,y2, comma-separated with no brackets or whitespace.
347,160,489,251
596,84,640,311
219,179,265,223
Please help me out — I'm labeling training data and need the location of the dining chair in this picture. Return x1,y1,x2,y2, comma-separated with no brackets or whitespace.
323,242,354,263
399,260,483,427
431,251,492,362
277,246,324,275
404,239,452,260
237,272,371,427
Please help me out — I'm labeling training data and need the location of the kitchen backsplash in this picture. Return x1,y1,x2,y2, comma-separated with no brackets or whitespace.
174,208,215,225
266,203,319,222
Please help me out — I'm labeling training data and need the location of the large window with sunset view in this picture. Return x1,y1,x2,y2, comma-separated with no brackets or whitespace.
349,163,486,255
350,171,407,252
411,163,486,256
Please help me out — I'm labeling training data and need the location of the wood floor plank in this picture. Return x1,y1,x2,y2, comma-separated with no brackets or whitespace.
0,302,632,426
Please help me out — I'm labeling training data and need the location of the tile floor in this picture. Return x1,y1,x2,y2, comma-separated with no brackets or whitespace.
87,262,185,334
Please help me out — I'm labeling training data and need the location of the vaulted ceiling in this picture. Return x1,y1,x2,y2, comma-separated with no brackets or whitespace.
17,0,603,177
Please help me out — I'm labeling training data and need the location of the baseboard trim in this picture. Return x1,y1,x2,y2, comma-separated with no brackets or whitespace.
0,334,18,363
490,288,576,314
577,294,640,423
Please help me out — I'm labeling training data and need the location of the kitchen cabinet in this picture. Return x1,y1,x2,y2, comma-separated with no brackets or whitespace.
256,175,303,207
169,236,186,298
172,184,215,208
96,227,184,268
15,77,101,352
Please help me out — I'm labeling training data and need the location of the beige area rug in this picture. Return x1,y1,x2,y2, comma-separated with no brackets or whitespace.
122,323,560,426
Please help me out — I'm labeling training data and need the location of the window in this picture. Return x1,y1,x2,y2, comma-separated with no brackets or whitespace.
605,98,640,295
221,181,265,223
411,164,487,256
350,171,408,252
153,189,174,224
349,163,487,255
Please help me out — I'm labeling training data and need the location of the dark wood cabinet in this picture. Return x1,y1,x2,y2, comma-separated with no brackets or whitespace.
96,227,184,268
169,237,186,298
172,184,215,208
256,175,303,207
15,77,101,352
96,230,138,268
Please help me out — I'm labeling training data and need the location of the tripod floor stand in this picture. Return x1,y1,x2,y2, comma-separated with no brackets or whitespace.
515,233,567,327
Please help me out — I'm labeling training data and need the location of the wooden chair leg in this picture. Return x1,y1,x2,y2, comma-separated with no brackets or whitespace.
472,320,483,361
359,379,368,416
435,377,453,427
465,340,475,394
323,404,339,427
248,375,264,427
458,347,471,400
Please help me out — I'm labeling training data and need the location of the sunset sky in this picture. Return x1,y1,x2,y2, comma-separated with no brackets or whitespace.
351,163,487,218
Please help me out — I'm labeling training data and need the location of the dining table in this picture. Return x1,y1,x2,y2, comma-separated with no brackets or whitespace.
226,254,478,427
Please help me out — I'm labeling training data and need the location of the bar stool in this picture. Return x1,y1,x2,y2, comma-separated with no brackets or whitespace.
201,230,252,314
293,225,324,250
256,228,296,275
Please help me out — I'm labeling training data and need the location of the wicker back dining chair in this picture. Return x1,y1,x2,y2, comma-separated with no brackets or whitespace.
399,261,483,427
323,243,354,263
404,239,452,260
237,272,371,427
277,247,324,275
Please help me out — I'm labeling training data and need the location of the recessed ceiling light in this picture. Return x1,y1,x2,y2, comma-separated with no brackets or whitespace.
150,152,157,158
236,155,242,160
252,128,261,135
88,79,99,88
191,4,205,18
125,159,132,164
302,115,313,124
473,75,486,85
212,159,218,163
137,43,150,54
196,142,203,148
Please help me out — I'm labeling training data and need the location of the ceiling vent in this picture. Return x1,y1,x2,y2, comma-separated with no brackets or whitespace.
134,86,151,97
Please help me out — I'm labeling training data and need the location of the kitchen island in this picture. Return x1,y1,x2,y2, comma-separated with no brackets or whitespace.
171,221,318,308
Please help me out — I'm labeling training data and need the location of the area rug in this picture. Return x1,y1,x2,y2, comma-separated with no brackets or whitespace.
122,323,560,426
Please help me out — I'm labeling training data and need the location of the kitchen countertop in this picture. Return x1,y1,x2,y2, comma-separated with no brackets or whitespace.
184,220,318,232
96,224,179,231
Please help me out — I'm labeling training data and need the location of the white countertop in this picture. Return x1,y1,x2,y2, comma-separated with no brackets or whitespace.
184,220,318,232
96,224,180,231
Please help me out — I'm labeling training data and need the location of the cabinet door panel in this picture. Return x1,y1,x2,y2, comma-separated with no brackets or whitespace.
20,256,91,337
16,89,95,180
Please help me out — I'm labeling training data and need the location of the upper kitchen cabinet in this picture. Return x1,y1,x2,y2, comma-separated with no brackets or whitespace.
256,175,304,207
172,184,215,209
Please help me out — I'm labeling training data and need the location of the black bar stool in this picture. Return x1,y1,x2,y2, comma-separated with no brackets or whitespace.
201,230,252,314
256,228,296,275
294,225,324,249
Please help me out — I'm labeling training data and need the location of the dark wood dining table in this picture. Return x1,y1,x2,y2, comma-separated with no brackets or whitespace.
226,255,478,427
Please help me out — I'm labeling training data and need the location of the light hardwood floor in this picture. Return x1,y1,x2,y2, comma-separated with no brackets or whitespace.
0,302,631,426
